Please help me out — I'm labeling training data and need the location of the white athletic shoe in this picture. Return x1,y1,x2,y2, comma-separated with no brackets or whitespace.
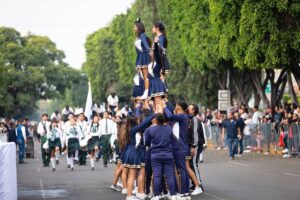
132,187,138,195
136,193,147,200
117,182,123,188
191,187,203,196
150,196,159,200
282,154,291,158
171,196,177,200
110,184,121,192
126,195,139,200
122,188,128,194
264,152,270,155
164,193,172,200
282,148,289,154
147,193,153,199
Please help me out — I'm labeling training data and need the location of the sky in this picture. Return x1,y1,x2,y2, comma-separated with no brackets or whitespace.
0,0,135,69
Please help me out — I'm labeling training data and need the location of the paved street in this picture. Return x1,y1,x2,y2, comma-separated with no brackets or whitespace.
17,141,300,200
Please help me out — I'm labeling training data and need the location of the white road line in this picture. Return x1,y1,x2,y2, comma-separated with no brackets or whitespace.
205,192,228,200
284,173,300,178
39,179,45,200
229,161,250,167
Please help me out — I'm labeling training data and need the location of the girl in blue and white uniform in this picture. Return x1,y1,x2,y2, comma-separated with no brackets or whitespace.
133,18,151,99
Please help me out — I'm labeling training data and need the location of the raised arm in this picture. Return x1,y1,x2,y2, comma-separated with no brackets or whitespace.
131,114,155,135
163,107,185,122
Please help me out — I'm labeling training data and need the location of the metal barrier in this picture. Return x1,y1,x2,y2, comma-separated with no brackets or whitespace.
205,122,300,157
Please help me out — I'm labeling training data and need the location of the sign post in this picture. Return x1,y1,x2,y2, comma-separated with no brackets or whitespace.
218,90,230,114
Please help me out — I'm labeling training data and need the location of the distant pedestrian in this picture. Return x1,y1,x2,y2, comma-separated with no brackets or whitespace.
16,119,27,164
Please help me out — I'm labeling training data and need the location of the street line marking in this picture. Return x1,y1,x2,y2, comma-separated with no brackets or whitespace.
39,179,45,200
205,192,228,200
229,162,250,167
284,173,300,178
37,167,40,172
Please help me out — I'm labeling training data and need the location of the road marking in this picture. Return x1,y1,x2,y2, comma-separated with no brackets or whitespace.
205,192,228,200
229,161,250,167
284,173,300,178
39,179,45,200
37,167,40,172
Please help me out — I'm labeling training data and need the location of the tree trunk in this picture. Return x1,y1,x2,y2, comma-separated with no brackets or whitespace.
287,72,299,105
249,70,270,107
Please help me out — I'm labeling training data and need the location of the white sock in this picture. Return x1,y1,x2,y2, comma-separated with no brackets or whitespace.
90,158,95,168
75,151,79,161
200,152,203,161
66,155,70,165
55,152,59,161
51,158,56,168
69,157,74,168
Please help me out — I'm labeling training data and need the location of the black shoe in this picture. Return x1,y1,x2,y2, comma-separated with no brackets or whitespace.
74,160,78,164
104,164,107,168
67,164,71,168
71,167,74,171
43,164,49,167
91,167,94,171
52,168,56,172
56,160,59,165
19,160,25,164
200,160,204,163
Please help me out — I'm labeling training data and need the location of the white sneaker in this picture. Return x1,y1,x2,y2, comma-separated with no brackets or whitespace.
171,196,177,200
140,89,149,100
147,193,153,199
132,187,138,195
282,148,289,154
244,150,251,153
122,188,128,194
126,195,139,200
264,152,270,155
164,193,172,200
117,182,123,187
150,196,160,200
136,193,147,200
282,154,291,158
110,184,121,192
191,187,203,196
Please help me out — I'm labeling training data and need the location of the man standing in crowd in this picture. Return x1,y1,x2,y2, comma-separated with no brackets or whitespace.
99,111,115,167
234,112,245,156
188,104,206,194
62,105,74,122
37,114,51,167
16,119,27,164
222,112,242,160
107,93,119,116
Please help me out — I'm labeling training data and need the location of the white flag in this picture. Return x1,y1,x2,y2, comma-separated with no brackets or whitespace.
84,81,93,121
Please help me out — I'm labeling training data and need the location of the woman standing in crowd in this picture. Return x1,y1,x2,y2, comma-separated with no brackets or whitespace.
65,117,81,171
87,115,101,170
134,18,151,99
47,119,62,171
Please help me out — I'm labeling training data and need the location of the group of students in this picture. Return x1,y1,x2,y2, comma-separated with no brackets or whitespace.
110,99,207,200
37,109,117,171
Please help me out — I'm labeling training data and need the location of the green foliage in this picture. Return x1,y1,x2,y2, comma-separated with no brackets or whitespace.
0,27,83,118
83,0,300,108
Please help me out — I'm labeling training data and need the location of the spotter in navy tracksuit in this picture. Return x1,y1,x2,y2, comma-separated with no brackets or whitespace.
163,103,190,196
144,113,176,197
